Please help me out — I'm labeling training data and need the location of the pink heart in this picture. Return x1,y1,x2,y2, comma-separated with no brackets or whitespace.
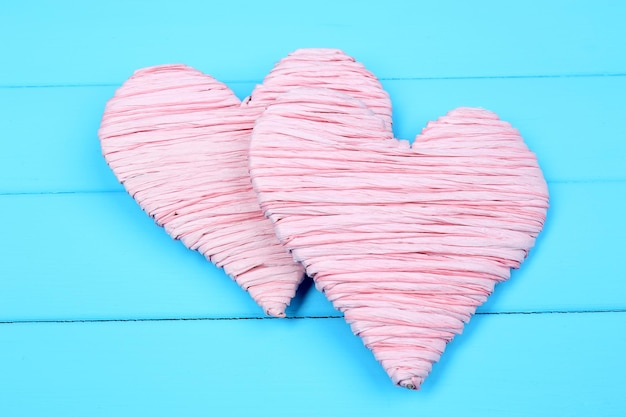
250,88,549,388
98,49,391,316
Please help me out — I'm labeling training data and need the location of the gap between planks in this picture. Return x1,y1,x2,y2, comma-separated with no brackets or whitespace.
2,309,625,325
2,178,625,197
1,72,626,89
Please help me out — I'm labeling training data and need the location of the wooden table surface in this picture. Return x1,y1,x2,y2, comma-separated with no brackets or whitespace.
1,1,625,415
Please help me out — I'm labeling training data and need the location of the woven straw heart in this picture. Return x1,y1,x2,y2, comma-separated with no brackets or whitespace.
98,49,391,317
250,88,549,388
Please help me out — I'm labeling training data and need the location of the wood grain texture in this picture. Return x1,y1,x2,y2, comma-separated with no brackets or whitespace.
0,0,624,414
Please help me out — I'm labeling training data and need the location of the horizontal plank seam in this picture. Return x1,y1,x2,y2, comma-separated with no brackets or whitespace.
1,309,625,325
1,72,626,89
0,190,128,196
2,179,625,197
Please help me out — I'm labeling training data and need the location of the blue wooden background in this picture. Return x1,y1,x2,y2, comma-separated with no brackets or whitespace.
1,1,625,415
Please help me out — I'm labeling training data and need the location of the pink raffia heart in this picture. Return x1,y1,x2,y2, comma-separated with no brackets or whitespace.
98,49,391,317
249,88,549,388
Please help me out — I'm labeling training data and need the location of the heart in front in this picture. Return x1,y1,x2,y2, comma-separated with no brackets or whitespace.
250,88,549,388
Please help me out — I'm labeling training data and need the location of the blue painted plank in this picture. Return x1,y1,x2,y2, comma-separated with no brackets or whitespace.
1,182,623,321
1,1,625,86
0,191,335,321
0,83,257,194
1,77,625,194
1,312,624,416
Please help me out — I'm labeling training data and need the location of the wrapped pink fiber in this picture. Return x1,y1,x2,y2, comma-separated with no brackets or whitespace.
99,49,391,317
250,88,549,388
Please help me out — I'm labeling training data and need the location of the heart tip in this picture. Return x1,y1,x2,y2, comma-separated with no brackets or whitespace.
265,307,287,318
398,376,424,391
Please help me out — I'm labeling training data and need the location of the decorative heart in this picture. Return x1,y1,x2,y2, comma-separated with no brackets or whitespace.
250,88,549,388
98,49,391,317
